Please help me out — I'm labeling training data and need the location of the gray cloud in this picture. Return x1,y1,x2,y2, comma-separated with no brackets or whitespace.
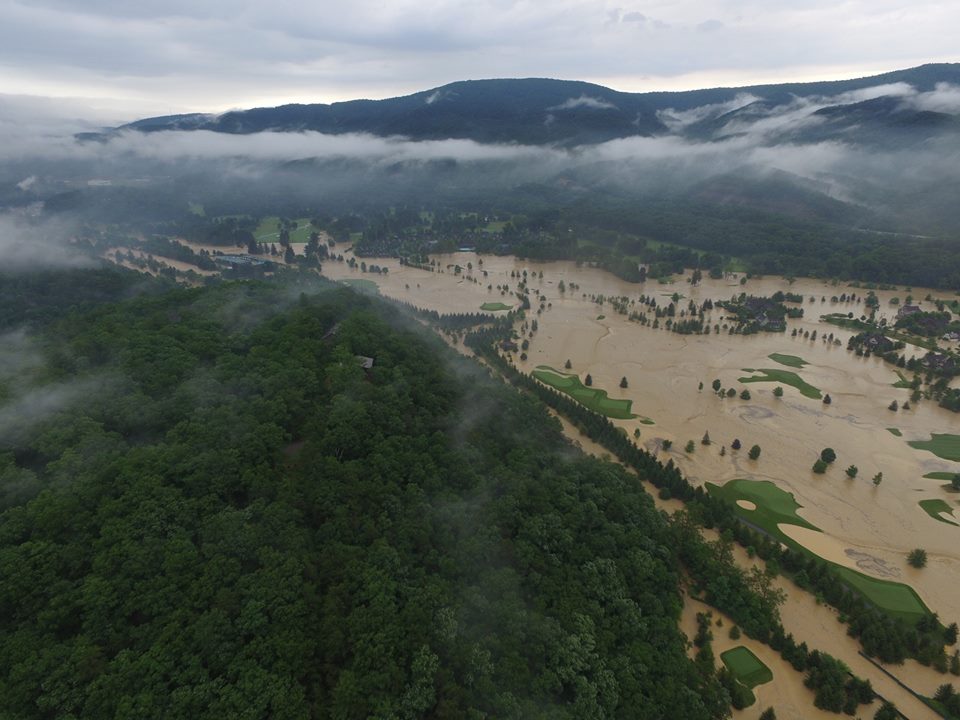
0,213,95,271
0,1,958,114
547,95,618,111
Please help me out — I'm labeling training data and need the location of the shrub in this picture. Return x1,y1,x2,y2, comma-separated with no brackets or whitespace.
908,548,928,568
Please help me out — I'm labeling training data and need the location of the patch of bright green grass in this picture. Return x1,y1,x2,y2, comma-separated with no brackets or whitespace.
909,434,960,462
720,647,772,689
532,366,645,421
924,472,959,480
341,279,379,294
480,302,513,312
893,371,912,389
919,499,958,526
708,478,930,623
887,428,903,437
706,479,818,534
254,217,317,244
738,369,822,399
768,353,808,368
833,567,928,622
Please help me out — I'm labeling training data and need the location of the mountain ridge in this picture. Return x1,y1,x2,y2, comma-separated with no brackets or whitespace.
108,63,960,147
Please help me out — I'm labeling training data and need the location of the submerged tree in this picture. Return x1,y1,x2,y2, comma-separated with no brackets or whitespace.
748,445,761,460
908,548,928,568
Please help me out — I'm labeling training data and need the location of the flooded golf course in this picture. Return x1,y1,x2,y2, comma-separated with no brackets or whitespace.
320,250,960,612
322,247,960,717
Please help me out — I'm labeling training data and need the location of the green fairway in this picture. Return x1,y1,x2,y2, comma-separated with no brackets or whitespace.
924,472,959,480
919,499,958,526
706,479,818,534
887,428,903,437
532,366,643,421
341,279,379,294
769,353,808,368
254,217,317,244
893,371,912,389
833,567,928,621
709,478,931,622
480,302,513,311
909,434,960,462
738,368,822,399
720,647,772,688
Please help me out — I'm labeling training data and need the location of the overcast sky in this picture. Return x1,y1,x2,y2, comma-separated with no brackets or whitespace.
1,0,958,122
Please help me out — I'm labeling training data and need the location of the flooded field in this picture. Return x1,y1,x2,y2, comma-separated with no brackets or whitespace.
318,249,960,637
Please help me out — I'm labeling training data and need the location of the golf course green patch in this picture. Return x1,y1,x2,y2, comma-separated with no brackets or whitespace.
738,369,822,399
720,647,773,688
909,434,960,462
709,478,931,623
341,279,379,294
833,567,929,622
769,353,808,368
254,216,317,244
893,371,912,389
919,499,958,526
924,472,959,480
706,479,819,534
887,428,903,437
532,366,644,421
480,302,513,311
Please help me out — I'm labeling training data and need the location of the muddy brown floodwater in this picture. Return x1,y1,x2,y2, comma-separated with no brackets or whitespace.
314,248,958,717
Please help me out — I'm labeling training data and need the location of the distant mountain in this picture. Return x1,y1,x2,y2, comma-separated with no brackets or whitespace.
107,63,960,147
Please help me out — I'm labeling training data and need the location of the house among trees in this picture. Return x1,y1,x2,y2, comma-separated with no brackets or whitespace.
922,351,959,375
897,304,922,319
853,332,895,353
355,355,375,370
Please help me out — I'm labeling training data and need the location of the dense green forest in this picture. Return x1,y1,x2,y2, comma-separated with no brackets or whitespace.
0,270,733,719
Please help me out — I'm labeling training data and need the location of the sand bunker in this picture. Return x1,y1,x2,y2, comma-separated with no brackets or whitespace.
737,500,758,511
777,524,900,579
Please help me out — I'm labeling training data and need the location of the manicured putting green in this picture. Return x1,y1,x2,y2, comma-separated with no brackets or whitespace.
919,499,958,526
480,302,513,311
924,472,959,480
768,353,808,368
833,567,928,622
532,366,641,420
909,434,960,462
887,428,903,437
709,478,931,622
706,479,818,534
738,369,822,399
720,647,773,688
341,279,379,294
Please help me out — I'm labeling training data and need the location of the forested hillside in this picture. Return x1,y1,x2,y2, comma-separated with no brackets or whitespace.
0,271,728,719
